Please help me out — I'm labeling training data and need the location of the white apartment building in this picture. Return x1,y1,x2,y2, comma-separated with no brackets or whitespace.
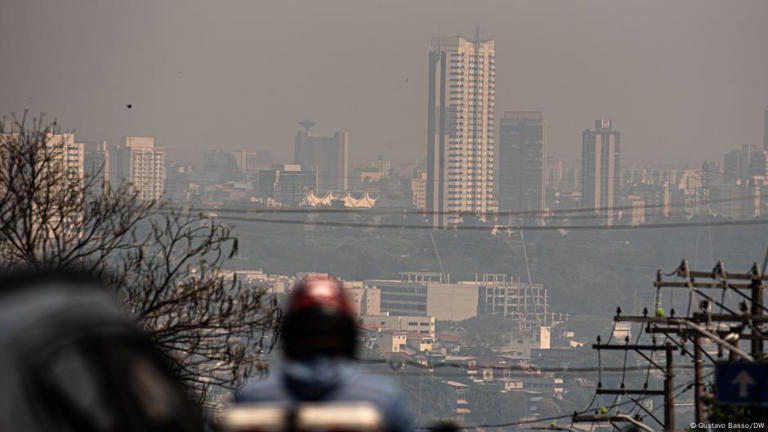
48,133,84,184
426,35,496,228
112,137,166,201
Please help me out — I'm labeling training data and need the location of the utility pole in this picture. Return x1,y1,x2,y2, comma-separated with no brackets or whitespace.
584,339,673,430
750,262,764,355
664,342,675,431
693,334,704,424
599,259,768,429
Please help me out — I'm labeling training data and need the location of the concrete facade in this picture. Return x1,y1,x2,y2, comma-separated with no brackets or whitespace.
112,136,165,201
294,126,349,192
426,36,496,228
582,119,620,224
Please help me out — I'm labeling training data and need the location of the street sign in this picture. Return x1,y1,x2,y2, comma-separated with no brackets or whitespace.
716,362,768,406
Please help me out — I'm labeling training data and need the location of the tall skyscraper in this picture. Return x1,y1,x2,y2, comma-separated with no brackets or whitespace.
426,35,496,228
112,137,166,201
582,119,621,224
498,111,544,221
293,121,349,192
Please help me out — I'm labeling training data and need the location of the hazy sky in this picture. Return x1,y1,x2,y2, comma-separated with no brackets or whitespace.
1,0,767,169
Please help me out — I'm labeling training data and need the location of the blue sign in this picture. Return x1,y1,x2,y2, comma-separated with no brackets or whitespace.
716,362,768,406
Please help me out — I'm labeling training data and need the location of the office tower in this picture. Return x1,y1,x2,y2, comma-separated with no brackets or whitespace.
723,150,742,183
749,150,768,178
112,137,166,201
498,111,544,221
582,119,621,224
293,121,349,192
426,35,496,228
258,164,317,205
231,149,248,175
83,140,110,193
764,106,768,151
723,145,752,183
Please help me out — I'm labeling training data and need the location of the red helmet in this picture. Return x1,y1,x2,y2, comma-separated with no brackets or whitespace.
282,275,357,360
287,275,354,317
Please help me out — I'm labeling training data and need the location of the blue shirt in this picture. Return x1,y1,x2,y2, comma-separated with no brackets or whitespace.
236,357,414,432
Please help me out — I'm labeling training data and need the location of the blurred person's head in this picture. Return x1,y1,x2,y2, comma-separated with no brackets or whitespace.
281,275,357,360
0,266,205,432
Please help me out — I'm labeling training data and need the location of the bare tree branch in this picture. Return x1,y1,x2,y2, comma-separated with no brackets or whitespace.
0,112,281,404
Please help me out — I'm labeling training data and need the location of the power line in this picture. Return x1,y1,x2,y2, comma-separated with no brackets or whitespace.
170,193,758,218
169,211,768,231
357,357,711,373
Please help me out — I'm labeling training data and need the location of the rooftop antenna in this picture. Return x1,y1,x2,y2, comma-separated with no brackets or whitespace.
475,25,480,42
298,120,316,135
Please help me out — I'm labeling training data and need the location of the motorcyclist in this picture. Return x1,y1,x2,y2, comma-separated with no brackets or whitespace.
236,275,414,432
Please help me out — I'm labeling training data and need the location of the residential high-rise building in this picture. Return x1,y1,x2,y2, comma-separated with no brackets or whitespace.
498,111,544,221
112,137,166,201
83,140,109,193
47,133,84,185
426,35,496,228
581,119,621,224
0,131,83,187
293,122,349,192
411,171,427,210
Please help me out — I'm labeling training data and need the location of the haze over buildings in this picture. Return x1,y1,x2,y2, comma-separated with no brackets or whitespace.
2,1,767,167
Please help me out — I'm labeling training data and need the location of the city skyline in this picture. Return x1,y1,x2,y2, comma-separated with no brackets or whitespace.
4,2,768,428
2,0,767,168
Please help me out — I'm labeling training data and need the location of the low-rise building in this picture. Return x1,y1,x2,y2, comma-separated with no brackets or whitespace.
376,330,407,353
362,315,436,338
405,332,434,353
344,285,382,317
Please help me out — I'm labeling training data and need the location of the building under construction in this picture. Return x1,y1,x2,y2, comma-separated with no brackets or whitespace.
366,272,550,328
474,273,550,329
